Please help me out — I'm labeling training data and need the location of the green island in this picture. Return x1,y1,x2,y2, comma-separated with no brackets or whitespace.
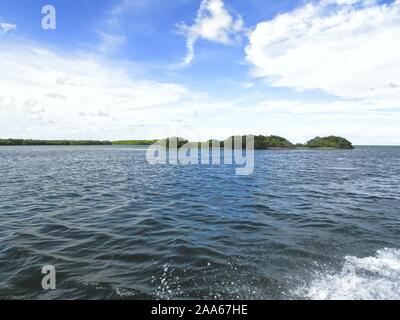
295,136,354,149
0,135,354,149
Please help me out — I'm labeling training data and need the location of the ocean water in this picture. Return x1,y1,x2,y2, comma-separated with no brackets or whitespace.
0,146,399,300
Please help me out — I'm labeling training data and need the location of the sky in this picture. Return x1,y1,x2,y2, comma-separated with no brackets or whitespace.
0,0,399,144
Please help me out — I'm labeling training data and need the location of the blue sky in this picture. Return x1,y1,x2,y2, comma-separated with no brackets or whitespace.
0,0,399,144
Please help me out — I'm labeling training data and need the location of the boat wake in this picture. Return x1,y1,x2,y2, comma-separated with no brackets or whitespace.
296,248,400,300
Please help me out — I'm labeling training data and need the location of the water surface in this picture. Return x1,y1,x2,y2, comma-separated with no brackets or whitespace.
0,146,399,299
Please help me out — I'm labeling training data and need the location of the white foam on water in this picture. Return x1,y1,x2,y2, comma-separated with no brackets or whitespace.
297,248,400,300
115,287,135,298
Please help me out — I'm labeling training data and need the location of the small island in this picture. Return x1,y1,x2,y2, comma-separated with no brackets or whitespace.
0,135,354,149
296,136,354,149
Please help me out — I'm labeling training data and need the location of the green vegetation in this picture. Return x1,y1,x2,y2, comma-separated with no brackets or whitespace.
303,136,354,149
0,139,111,146
183,135,294,149
157,135,352,150
253,135,294,149
155,137,189,148
112,140,157,145
202,135,294,149
0,135,354,149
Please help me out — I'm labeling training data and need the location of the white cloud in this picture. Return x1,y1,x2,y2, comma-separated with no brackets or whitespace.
242,0,400,145
0,22,17,33
0,41,195,139
1,39,398,145
178,0,244,65
246,0,400,101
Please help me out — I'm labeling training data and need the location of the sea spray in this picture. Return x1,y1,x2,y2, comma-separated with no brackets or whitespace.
296,248,400,300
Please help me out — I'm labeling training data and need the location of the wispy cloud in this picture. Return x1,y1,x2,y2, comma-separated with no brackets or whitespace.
0,41,195,139
97,31,127,54
177,0,244,66
0,22,16,33
106,0,154,28
97,0,161,54
96,0,143,54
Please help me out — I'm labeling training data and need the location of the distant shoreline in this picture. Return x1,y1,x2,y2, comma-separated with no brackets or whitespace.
0,145,354,150
0,135,355,149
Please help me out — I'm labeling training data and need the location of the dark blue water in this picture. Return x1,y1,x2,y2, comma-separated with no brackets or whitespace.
0,146,399,299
